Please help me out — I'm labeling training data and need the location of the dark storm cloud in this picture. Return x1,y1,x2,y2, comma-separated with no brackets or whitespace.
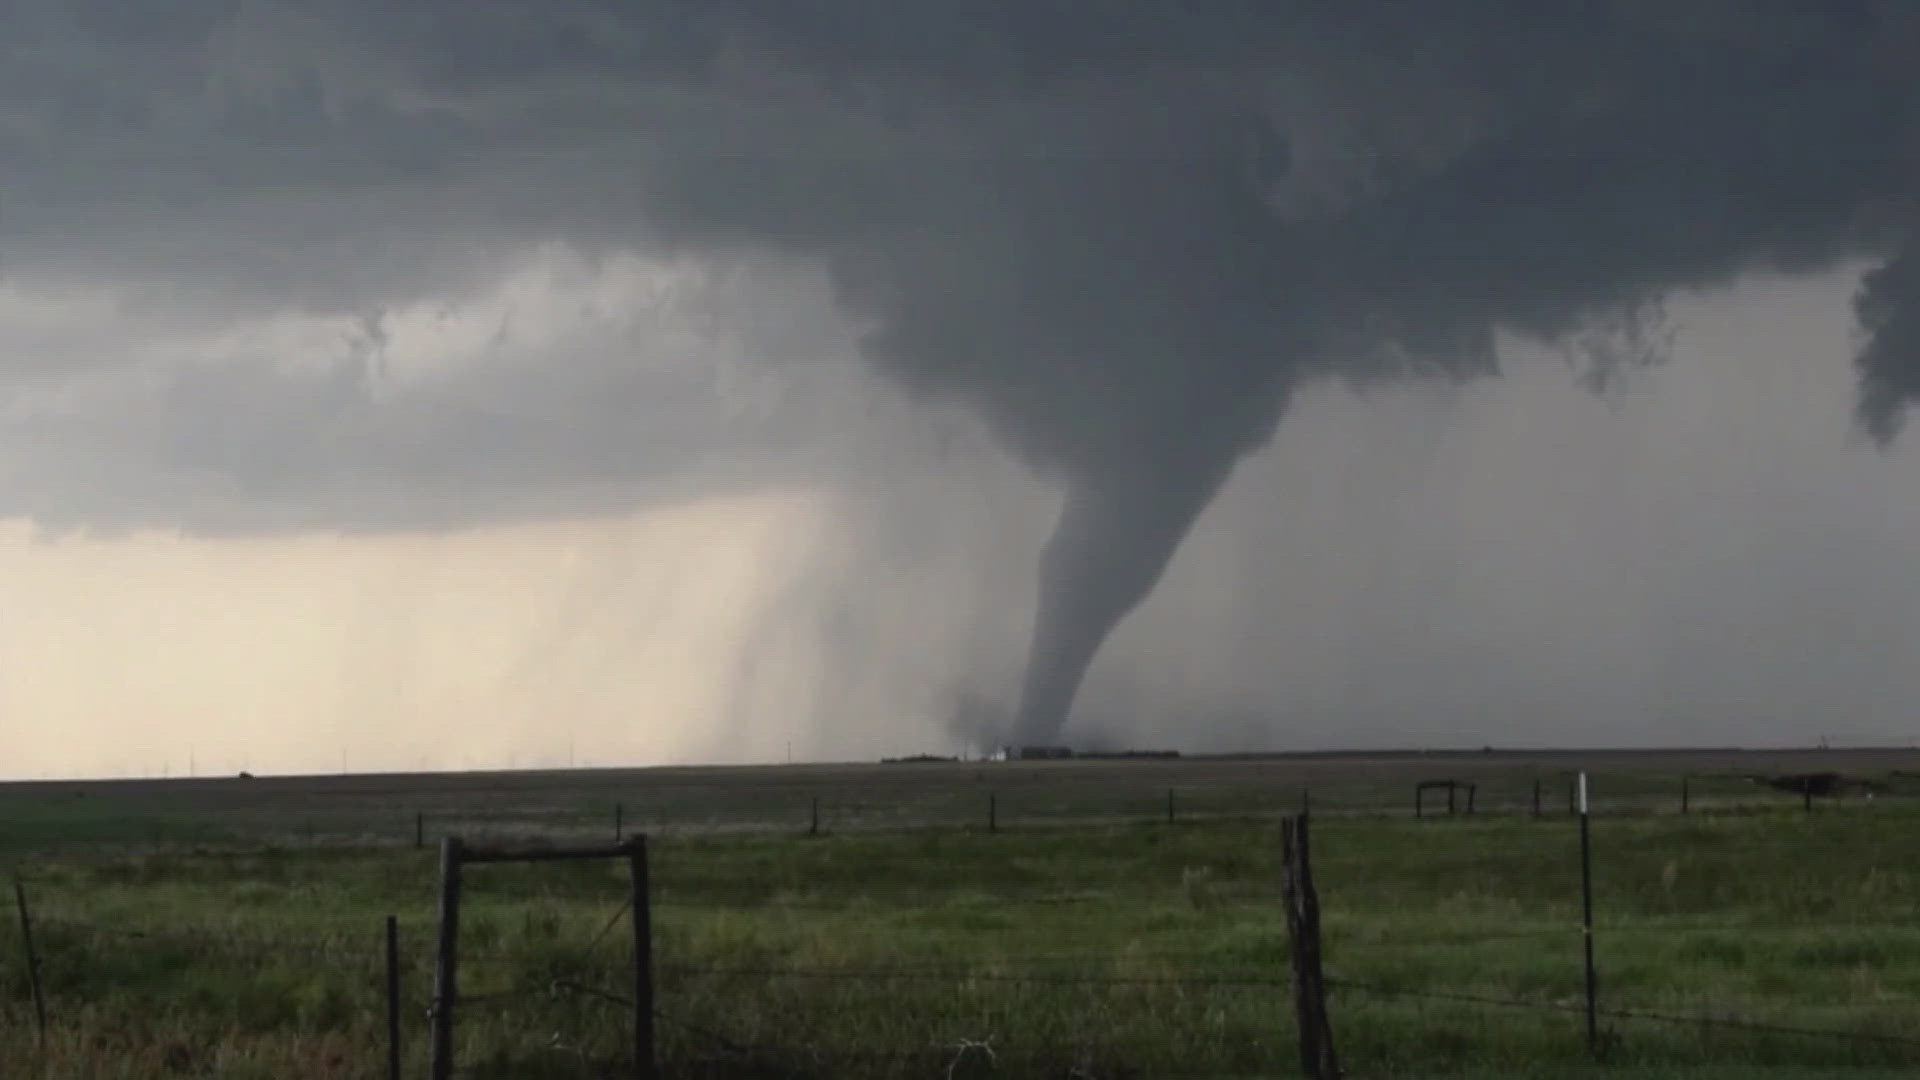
4,1,1918,739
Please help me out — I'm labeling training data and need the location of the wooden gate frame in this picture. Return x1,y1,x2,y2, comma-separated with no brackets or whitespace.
428,836,653,1079
1414,779,1476,818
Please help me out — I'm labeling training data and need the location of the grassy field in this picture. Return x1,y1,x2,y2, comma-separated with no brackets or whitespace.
3,750,1919,1077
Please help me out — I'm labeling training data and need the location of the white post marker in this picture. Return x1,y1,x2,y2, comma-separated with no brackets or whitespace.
1576,768,1597,1053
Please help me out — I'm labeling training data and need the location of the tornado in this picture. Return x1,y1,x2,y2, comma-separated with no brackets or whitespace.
1011,463,1234,745
600,3,1920,750
10,2,1920,762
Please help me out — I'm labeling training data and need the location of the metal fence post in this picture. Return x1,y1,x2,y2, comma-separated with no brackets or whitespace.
14,880,45,1044
630,836,655,1078
386,915,401,1080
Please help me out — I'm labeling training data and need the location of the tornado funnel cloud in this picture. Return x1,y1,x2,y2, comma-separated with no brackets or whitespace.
1011,463,1234,746
603,5,1920,752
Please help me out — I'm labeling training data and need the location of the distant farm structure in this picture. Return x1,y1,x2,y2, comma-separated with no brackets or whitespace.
990,746,1180,762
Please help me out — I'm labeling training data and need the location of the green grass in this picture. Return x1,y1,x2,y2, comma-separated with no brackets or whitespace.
3,761,1919,1076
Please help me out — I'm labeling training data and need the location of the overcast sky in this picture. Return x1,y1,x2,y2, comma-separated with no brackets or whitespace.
3,2,1918,777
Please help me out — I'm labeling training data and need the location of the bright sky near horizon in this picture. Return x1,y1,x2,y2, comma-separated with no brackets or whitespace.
7,266,1920,779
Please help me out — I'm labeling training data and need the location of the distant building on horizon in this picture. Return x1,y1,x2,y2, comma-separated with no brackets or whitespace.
984,745,1181,762
998,745,1075,761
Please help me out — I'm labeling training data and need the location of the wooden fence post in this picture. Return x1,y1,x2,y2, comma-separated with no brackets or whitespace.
810,795,820,837
14,880,45,1045
429,837,465,1080
1167,788,1175,824
989,792,997,833
1681,776,1689,815
1282,815,1340,1079
1532,778,1542,819
386,915,401,1080
630,837,655,1078
415,812,424,850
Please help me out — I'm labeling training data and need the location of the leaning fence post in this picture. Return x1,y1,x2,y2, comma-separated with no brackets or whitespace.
429,837,465,1080
385,915,402,1080
14,879,45,1045
1282,815,1340,1079
630,836,656,1078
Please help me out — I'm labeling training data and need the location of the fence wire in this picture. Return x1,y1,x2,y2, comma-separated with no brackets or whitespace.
15,798,1920,1076
1328,976,1920,1050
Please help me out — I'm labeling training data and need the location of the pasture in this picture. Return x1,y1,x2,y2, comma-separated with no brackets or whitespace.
2,748,1918,1077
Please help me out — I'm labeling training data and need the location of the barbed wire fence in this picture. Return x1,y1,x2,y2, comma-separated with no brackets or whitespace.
11,795,1920,1077
10,934,1917,1076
